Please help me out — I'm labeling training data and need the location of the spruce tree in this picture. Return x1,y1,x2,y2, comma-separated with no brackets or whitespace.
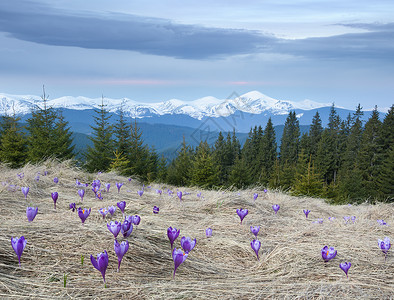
114,102,132,155
190,141,219,188
166,136,192,186
279,111,300,165
157,155,168,182
377,144,394,201
260,117,277,184
357,107,382,199
26,87,59,163
292,151,322,197
52,110,75,160
228,155,249,189
309,111,323,157
85,97,114,172
213,132,226,184
127,119,150,178
0,113,27,168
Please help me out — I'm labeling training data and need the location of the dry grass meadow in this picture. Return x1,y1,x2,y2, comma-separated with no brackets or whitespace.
0,160,393,299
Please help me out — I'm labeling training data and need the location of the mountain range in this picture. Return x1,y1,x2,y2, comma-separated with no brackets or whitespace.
0,91,387,158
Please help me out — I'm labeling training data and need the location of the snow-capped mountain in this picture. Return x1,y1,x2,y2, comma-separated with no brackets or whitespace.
0,91,331,120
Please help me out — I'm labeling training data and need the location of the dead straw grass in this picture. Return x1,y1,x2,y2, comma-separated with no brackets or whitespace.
0,160,393,299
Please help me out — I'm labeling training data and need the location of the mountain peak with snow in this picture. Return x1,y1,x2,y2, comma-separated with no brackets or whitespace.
0,91,332,119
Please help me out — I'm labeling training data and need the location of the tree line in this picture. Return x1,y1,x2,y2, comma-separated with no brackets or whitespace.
0,89,392,203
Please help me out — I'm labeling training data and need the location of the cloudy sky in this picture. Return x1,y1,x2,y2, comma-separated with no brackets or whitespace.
0,0,393,110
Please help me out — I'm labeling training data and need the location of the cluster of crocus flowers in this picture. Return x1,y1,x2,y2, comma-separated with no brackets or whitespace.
167,227,180,249
116,182,123,193
236,208,248,224
26,207,38,222
11,236,26,266
272,204,280,214
90,250,109,287
206,228,212,238
303,209,310,218
114,240,129,272
78,207,91,225
340,262,351,278
51,192,58,209
153,206,159,214
251,239,261,260
21,187,29,199
313,218,324,224
126,215,141,226
377,219,387,226
321,246,337,262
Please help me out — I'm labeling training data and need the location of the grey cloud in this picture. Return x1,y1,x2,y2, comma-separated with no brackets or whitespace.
0,1,393,61
0,0,275,59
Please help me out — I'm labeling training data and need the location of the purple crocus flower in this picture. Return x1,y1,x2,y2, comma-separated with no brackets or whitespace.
26,207,38,222
117,201,126,214
172,248,188,279
197,192,202,198
130,215,141,225
343,216,350,223
99,207,108,219
53,177,59,184
206,228,212,238
272,204,280,214
236,208,248,224
92,185,100,195
17,172,24,180
321,246,337,262
250,226,260,238
167,227,180,249
339,262,351,278
253,193,258,201
251,239,261,260
96,191,103,200
90,250,109,286
153,206,159,214
303,209,310,218
168,189,173,196
78,189,85,202
177,191,183,201
69,203,76,212
351,216,356,223
378,237,391,256
263,188,268,193
116,182,123,193
108,205,117,216
137,190,144,197
107,221,121,238
156,189,162,195
313,218,324,224
181,236,196,253
114,239,129,272
51,192,58,209
328,217,336,221
11,236,27,266
121,220,133,238
21,187,29,199
128,178,132,182
78,207,91,224
377,219,387,226
105,183,110,192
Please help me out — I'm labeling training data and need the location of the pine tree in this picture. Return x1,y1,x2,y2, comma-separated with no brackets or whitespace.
376,144,394,201
156,155,168,182
85,97,114,172
309,111,323,157
357,107,382,199
190,141,219,188
52,110,75,160
114,102,131,155
260,117,277,184
166,136,192,186
228,155,249,189
0,113,27,168
26,87,59,163
213,132,226,184
292,151,322,197
110,150,130,174
127,119,150,178
279,111,300,165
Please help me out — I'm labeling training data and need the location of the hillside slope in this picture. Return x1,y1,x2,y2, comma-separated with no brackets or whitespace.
0,161,393,299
